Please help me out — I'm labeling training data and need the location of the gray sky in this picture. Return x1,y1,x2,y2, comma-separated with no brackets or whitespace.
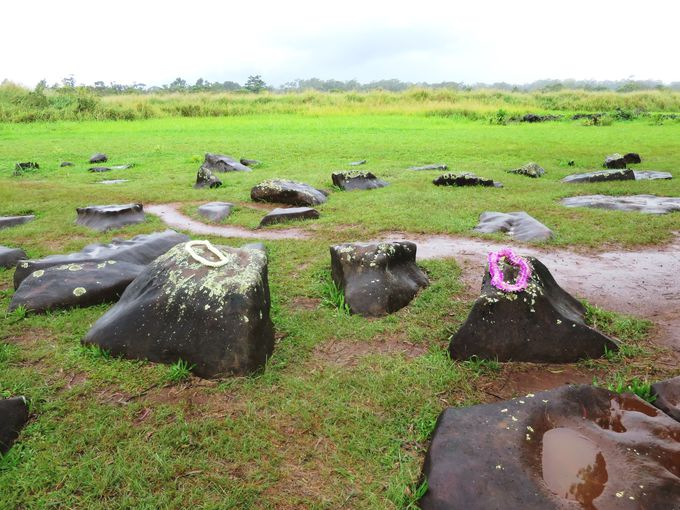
2,0,678,87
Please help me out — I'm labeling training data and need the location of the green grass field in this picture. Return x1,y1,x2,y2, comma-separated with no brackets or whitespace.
1,113,679,508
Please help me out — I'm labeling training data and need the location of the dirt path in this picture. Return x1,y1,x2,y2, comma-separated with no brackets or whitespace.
148,203,680,358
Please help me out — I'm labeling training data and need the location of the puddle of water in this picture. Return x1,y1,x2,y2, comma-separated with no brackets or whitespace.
597,394,659,433
541,427,608,508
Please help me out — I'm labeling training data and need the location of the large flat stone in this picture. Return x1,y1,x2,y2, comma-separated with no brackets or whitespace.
561,194,680,214
201,153,251,173
251,179,328,206
197,202,233,222
259,207,319,226
0,246,27,269
0,215,35,230
474,211,553,242
75,203,145,232
651,376,680,422
633,170,672,180
331,171,389,191
433,173,503,188
561,169,635,183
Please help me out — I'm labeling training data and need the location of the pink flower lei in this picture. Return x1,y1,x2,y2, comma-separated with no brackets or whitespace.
488,248,532,293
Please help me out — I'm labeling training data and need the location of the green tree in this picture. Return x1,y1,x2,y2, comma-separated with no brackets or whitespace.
245,74,266,93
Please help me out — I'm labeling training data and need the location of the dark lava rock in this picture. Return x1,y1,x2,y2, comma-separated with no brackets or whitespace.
13,162,39,175
202,153,251,173
433,173,503,188
330,241,429,317
349,159,367,166
449,257,618,362
88,166,112,173
240,158,260,167
89,153,108,163
10,261,144,314
572,113,604,121
0,397,29,455
331,171,389,191
561,168,635,183
507,162,545,178
259,207,319,226
14,230,188,289
194,166,223,189
633,170,672,180
198,202,233,222
623,152,642,165
419,385,680,510
0,215,35,230
473,211,553,242
409,164,448,171
561,194,680,214
251,179,328,206
60,161,74,167
568,160,575,166
651,376,680,422
82,241,275,378
521,113,561,122
75,203,145,232
603,153,627,169
0,246,27,269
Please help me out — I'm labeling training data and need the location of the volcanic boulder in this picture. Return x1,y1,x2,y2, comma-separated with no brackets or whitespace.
473,212,553,242
197,202,233,222
623,152,642,165
0,246,27,269
251,179,328,206
507,162,545,178
449,257,618,362
651,376,680,422
603,153,627,169
14,230,188,289
82,241,275,378
330,241,429,317
331,171,389,191
561,168,635,183
419,385,680,509
10,261,144,314
562,195,680,214
0,397,29,455
194,166,223,189
633,170,672,180
0,215,35,230
240,158,260,167
201,153,251,173
89,153,108,163
60,161,74,167
75,203,145,232
259,207,319,226
433,173,503,188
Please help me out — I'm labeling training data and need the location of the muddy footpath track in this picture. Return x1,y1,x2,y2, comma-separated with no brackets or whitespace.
148,204,680,361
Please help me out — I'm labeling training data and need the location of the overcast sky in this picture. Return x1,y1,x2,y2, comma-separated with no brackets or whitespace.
2,0,678,88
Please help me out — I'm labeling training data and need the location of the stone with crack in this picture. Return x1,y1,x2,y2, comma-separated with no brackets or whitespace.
82,241,275,378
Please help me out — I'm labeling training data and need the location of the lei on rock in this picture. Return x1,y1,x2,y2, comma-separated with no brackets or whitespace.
488,248,531,293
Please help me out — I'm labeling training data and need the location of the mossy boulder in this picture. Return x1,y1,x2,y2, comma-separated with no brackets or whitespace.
251,179,328,206
507,162,545,178
433,173,503,188
331,171,389,191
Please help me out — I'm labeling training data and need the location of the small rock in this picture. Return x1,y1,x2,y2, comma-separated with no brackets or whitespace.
507,162,545,178
89,153,108,163
603,153,627,169
0,397,29,455
330,241,429,317
562,194,680,214
81,241,275,378
259,207,319,226
75,204,145,232
409,164,448,171
239,158,261,167
0,246,27,269
194,166,223,189
60,161,74,167
13,162,39,176
633,171,672,181
201,153,251,173
109,164,134,170
449,257,618,362
331,171,389,191
474,212,553,241
349,159,367,166
561,168,635,183
251,179,328,206
88,166,112,173
0,215,35,230
521,113,561,122
433,173,503,188
198,202,233,222
98,179,129,185
623,152,642,165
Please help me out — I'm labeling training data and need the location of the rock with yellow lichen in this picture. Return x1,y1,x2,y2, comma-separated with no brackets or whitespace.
81,241,275,378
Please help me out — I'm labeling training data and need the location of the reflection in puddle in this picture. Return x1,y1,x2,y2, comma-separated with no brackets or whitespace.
597,394,659,433
542,427,608,508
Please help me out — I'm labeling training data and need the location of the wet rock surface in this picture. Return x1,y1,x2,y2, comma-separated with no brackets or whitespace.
194,166,223,189
89,153,108,163
507,162,545,178
449,257,618,362
82,241,275,378
201,153,251,173
433,173,503,188
251,179,328,206
562,194,680,214
474,211,553,242
197,202,233,222
420,385,680,510
330,241,429,317
633,170,673,180
98,179,129,185
561,168,635,183
10,261,144,313
259,207,319,226
0,215,35,230
0,397,29,455
409,164,448,171
75,203,145,232
14,230,188,289
651,376,680,422
0,246,27,269
603,153,627,169
331,171,389,191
